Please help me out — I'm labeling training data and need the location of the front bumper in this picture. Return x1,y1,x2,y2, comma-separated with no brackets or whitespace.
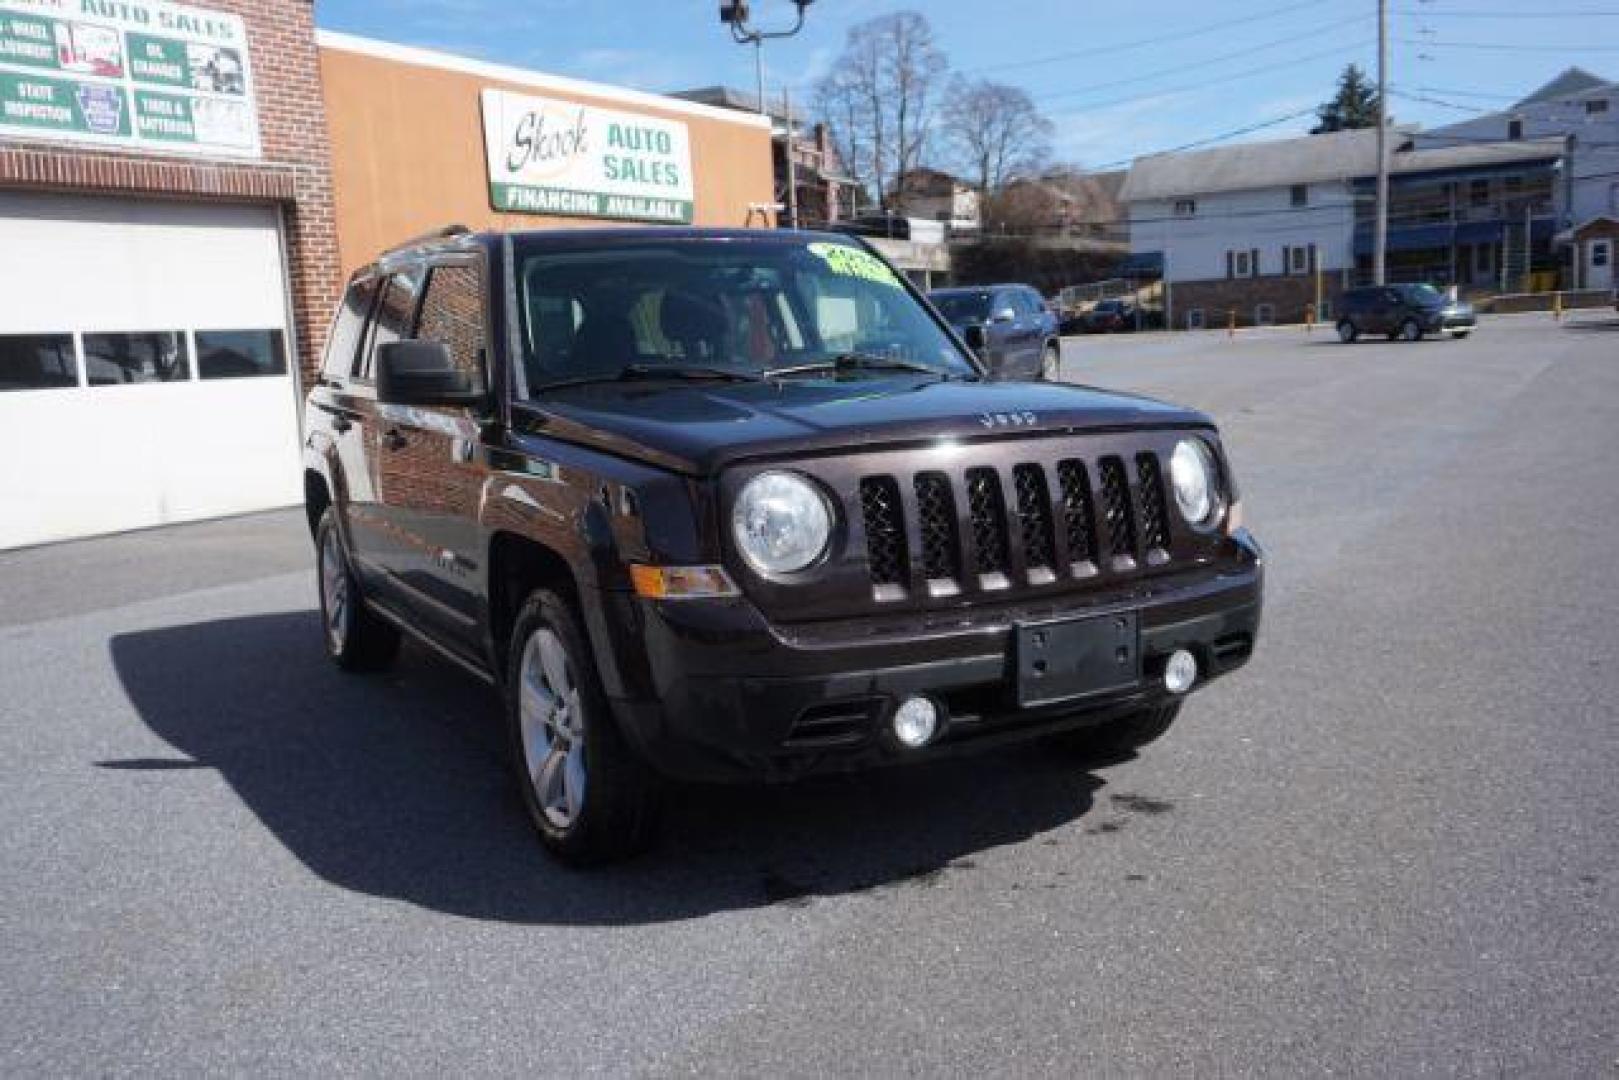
1426,309,1477,333
601,532,1264,782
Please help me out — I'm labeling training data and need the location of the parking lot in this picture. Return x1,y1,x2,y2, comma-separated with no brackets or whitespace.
3,312,1616,1074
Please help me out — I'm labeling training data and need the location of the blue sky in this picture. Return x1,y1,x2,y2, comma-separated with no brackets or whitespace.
317,0,1619,170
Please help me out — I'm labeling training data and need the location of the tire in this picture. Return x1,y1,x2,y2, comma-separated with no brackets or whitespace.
316,507,400,672
1395,318,1422,342
1337,320,1358,344
1041,342,1062,381
1051,703,1182,757
1453,330,1471,340
506,588,660,865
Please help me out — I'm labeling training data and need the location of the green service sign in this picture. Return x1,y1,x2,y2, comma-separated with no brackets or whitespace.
134,88,192,140
126,33,189,88
0,71,130,136
0,10,57,71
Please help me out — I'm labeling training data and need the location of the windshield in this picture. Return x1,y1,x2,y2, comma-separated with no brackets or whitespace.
513,236,977,393
931,291,992,323
1399,284,1446,305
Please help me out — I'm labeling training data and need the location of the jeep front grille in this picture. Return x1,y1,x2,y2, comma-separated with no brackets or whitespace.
856,452,1177,600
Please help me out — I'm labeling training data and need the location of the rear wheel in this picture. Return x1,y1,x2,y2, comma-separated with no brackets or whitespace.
1337,320,1358,344
1051,703,1182,757
316,507,399,672
1396,318,1422,342
1041,343,1062,381
506,589,661,864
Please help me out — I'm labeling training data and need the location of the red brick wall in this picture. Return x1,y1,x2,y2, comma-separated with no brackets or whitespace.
0,0,338,384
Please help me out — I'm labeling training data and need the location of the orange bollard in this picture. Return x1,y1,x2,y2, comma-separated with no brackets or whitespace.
1227,309,1236,338
1554,291,1563,320
1305,302,1315,332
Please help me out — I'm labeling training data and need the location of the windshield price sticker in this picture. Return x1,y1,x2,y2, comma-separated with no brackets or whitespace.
807,243,903,288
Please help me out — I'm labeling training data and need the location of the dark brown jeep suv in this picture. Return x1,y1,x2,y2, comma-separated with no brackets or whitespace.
303,226,1263,864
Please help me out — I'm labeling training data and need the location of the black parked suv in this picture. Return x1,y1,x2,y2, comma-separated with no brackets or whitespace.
303,227,1263,864
1336,284,1476,343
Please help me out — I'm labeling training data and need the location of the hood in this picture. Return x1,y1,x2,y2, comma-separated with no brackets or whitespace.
509,375,1210,475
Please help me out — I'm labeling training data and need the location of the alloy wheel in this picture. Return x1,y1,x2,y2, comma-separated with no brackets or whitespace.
518,627,587,830
320,529,349,654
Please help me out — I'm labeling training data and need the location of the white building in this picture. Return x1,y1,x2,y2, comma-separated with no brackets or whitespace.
1415,67,1619,291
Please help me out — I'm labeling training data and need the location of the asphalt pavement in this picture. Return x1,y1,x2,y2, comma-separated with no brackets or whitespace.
3,312,1616,1075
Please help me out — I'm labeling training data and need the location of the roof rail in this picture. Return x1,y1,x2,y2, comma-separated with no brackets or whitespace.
383,223,473,255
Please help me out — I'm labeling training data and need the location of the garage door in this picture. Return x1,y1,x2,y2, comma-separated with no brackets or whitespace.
0,192,301,549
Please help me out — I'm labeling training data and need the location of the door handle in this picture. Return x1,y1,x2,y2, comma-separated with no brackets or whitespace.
382,429,407,451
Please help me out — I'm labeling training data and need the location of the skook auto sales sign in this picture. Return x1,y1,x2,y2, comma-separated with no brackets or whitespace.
481,88,695,224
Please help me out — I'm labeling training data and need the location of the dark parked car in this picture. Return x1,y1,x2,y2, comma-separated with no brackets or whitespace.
928,284,1062,380
1336,284,1476,343
1083,298,1138,333
304,227,1263,864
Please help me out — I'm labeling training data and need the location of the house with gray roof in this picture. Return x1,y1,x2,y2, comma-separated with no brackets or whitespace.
1122,117,1573,329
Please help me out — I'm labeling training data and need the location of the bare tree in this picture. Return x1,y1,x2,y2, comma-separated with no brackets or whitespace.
812,11,947,214
942,77,1054,200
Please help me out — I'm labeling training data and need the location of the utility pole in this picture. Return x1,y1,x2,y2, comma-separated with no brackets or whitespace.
720,2,816,229
783,88,800,229
1373,0,1389,285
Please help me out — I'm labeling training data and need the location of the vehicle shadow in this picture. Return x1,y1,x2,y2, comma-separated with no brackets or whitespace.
109,612,1114,926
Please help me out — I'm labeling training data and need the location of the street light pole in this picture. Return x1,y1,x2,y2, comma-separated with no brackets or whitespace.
1374,0,1389,286
720,2,816,228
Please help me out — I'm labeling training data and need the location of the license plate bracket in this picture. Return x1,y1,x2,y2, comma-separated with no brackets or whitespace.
1015,611,1140,707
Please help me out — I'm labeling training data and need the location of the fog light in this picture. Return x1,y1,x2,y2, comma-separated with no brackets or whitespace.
892,695,941,749
1164,649,1198,694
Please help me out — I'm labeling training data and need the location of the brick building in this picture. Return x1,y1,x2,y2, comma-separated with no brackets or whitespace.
0,0,338,548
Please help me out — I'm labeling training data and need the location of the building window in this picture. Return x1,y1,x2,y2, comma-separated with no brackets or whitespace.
1504,176,1523,195
1174,199,1196,217
1186,309,1205,330
83,331,190,386
1254,304,1275,327
1318,300,1333,322
1587,98,1609,115
1290,184,1308,208
1470,179,1490,206
1508,118,1523,140
196,329,288,380
1290,246,1309,274
1234,250,1251,277
0,333,77,392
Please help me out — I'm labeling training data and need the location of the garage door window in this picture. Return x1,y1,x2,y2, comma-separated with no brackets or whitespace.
196,329,287,380
0,333,78,392
83,332,190,385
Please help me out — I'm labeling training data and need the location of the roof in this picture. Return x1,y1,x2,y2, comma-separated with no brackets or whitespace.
1391,138,1565,174
317,32,770,129
1120,127,1390,201
1515,67,1614,108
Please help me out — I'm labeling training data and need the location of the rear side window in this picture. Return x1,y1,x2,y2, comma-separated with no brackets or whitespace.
323,278,377,380
0,333,77,391
416,262,488,389
361,268,423,381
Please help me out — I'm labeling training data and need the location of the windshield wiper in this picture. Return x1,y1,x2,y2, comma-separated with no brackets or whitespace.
764,353,953,380
533,363,764,392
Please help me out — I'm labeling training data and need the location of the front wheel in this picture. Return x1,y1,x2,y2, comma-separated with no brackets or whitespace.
1396,318,1423,342
1050,703,1182,757
1337,320,1358,344
506,589,661,864
1041,343,1062,381
316,507,400,672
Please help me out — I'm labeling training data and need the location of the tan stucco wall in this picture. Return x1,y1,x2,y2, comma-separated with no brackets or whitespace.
319,42,775,277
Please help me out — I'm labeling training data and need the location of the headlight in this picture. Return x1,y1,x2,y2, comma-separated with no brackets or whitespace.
731,471,833,575
1170,439,1218,525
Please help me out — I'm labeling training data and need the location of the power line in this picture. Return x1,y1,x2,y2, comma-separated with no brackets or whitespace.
1024,14,1366,103
1048,40,1373,114
1395,36,1619,50
1395,5,1619,15
961,0,1326,75
1087,107,1323,171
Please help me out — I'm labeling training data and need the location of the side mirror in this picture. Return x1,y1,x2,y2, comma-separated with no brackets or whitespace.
376,340,485,408
961,324,988,354
992,307,1017,324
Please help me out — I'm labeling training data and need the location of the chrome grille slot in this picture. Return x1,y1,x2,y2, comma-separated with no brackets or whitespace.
1012,463,1057,584
965,467,1011,587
